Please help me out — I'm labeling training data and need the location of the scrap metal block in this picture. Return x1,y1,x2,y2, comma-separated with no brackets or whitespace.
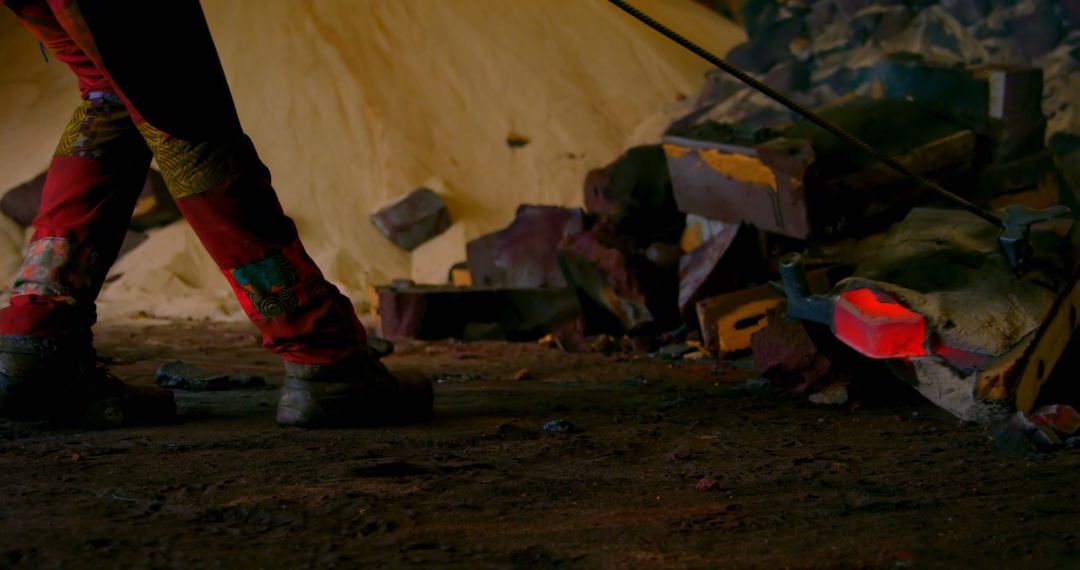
666,99,978,240
467,205,584,288
558,224,679,333
750,303,833,392
370,188,451,251
375,284,582,341
677,222,766,324
664,136,814,239
584,145,683,248
696,267,835,354
874,56,1045,161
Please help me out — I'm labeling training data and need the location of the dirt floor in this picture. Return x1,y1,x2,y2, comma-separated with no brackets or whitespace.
1,321,1079,569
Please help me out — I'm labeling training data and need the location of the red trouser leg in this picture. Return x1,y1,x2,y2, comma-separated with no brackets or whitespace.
0,1,150,340
37,0,368,364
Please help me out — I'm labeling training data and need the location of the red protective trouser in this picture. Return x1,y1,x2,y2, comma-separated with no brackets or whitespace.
0,0,366,364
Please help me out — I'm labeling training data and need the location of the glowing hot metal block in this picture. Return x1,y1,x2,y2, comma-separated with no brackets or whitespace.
833,288,928,359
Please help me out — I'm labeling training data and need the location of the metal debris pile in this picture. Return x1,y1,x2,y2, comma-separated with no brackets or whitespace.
368,0,1079,440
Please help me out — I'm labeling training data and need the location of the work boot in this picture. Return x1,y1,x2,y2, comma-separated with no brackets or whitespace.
277,349,433,428
0,336,177,428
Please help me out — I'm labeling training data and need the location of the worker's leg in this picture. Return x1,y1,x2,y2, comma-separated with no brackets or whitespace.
0,0,174,425
0,0,150,339
49,0,431,426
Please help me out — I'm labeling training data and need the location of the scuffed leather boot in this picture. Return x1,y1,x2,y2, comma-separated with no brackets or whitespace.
0,336,177,428
277,350,433,428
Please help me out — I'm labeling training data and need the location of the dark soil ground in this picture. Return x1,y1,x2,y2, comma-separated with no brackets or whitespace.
2,321,1079,569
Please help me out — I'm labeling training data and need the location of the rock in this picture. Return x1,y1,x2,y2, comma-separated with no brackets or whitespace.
761,59,811,93
228,373,266,389
695,478,720,492
467,206,584,288
732,377,780,395
370,188,451,251
831,0,871,18
583,145,684,248
740,0,788,38
809,383,849,405
850,5,915,44
542,419,581,434
154,360,265,391
726,17,804,74
591,334,617,353
989,418,1039,455
658,343,695,360
434,372,485,384
1006,2,1064,60
512,368,531,381
367,335,395,357
940,0,992,25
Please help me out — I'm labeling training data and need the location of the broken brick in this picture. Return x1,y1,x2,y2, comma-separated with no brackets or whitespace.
370,187,451,251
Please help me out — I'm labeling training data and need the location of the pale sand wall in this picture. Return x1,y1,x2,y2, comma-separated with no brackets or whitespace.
0,0,743,321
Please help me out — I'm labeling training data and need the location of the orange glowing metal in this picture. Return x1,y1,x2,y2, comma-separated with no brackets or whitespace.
834,288,928,359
